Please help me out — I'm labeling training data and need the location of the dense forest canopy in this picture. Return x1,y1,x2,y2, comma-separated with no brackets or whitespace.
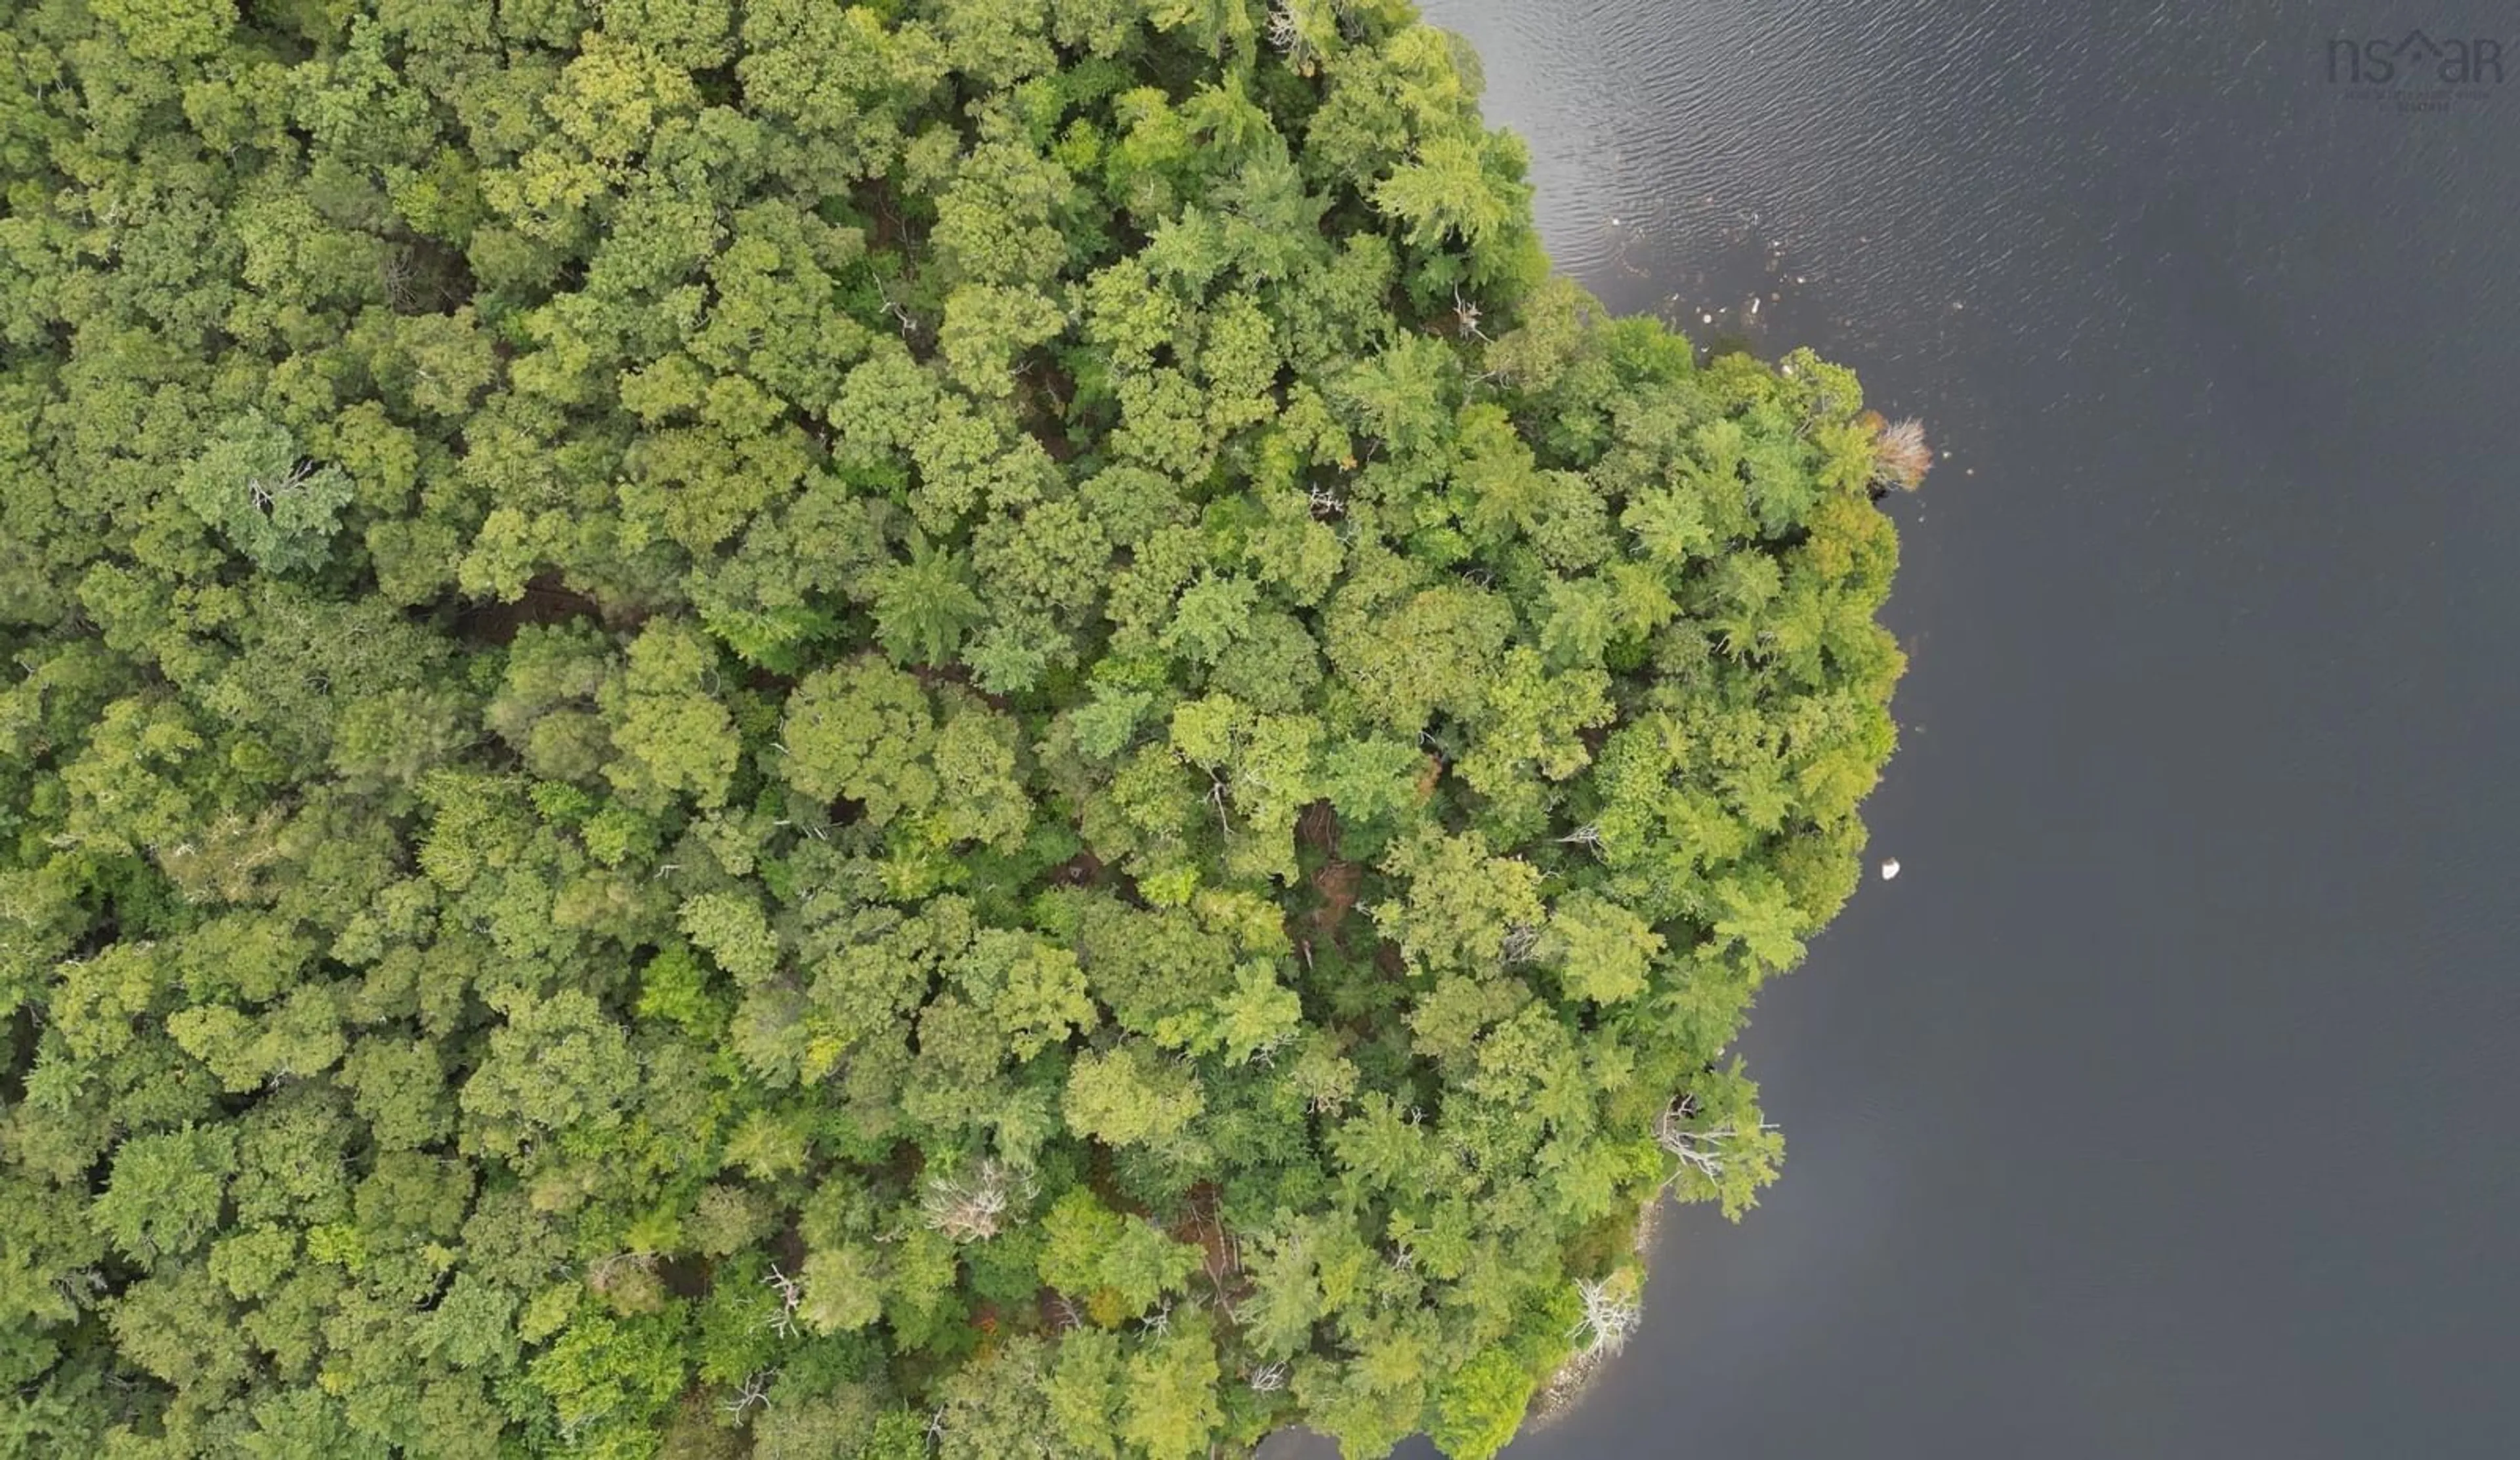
0,0,1912,1455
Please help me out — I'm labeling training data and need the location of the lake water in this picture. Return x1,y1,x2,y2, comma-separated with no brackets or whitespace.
1280,1,2520,1455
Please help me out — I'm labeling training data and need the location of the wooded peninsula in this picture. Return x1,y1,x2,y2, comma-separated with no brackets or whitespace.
0,1,1912,1455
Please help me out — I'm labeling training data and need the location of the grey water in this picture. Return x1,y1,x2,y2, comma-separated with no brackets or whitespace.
1288,1,2520,1455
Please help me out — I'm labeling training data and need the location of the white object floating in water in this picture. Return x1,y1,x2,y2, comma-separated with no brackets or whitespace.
1880,858,1902,881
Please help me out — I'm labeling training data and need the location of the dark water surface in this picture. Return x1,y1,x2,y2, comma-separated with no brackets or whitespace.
1283,1,2520,1455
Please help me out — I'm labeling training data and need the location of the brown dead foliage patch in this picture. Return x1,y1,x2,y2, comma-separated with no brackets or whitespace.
1050,847,1104,886
1038,1285,1085,1333
1296,799,1340,854
1171,1182,1253,1316
1307,859,1363,949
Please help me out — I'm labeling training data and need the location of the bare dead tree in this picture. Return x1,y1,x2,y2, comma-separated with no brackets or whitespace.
1653,1100,1778,1182
246,461,317,515
1265,2,1319,72
721,1369,776,1417
762,1264,803,1337
1206,772,1234,836
587,1251,654,1290
1247,1361,1290,1393
555,1399,618,1447
1500,922,1544,965
51,1268,108,1312
1264,1,1303,51
1872,417,1933,491
875,279,923,341
1555,823,1604,856
380,247,420,312
1570,1276,1641,1356
1191,1199,1244,1319
919,1159,1013,1243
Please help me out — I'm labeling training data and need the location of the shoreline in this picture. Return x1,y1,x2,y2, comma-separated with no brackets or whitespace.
1525,1194,1665,1430
1254,1194,1666,1457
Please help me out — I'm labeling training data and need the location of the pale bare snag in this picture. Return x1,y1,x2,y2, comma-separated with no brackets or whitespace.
721,1370,775,1417
920,1159,1015,1243
1654,1100,1780,1182
762,1263,803,1337
1570,1276,1642,1356
1873,417,1933,491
